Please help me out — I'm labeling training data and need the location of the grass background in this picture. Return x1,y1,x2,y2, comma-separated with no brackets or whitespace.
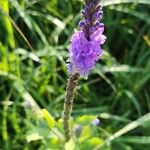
0,0,150,149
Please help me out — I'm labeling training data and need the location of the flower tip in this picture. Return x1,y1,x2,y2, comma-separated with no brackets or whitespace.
79,21,86,28
89,2,95,9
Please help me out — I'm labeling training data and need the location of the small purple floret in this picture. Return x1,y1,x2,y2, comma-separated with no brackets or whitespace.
92,118,100,126
92,11,103,20
82,10,85,16
89,2,95,9
79,21,86,28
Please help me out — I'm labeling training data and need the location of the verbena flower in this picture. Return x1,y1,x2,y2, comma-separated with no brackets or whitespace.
92,118,100,126
67,0,106,79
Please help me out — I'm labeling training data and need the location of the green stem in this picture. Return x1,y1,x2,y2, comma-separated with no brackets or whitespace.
63,73,79,142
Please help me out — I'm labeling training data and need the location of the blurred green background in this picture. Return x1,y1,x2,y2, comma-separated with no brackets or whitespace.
0,0,150,150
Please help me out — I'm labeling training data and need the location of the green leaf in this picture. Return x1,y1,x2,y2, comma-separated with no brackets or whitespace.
116,136,150,144
41,109,55,129
79,125,92,143
87,138,104,149
0,62,8,72
0,0,15,48
65,139,75,150
107,113,150,141
26,132,43,142
76,115,96,125
103,0,150,6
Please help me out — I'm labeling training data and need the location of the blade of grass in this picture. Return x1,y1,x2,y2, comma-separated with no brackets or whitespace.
0,5,35,53
93,113,150,150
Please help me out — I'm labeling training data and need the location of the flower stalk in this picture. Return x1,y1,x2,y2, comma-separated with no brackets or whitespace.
63,73,79,142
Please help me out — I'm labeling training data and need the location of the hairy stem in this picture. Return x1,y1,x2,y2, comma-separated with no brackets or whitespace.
63,73,79,142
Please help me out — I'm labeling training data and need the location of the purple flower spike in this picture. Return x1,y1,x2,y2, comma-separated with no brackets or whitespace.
92,118,100,126
67,0,106,79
